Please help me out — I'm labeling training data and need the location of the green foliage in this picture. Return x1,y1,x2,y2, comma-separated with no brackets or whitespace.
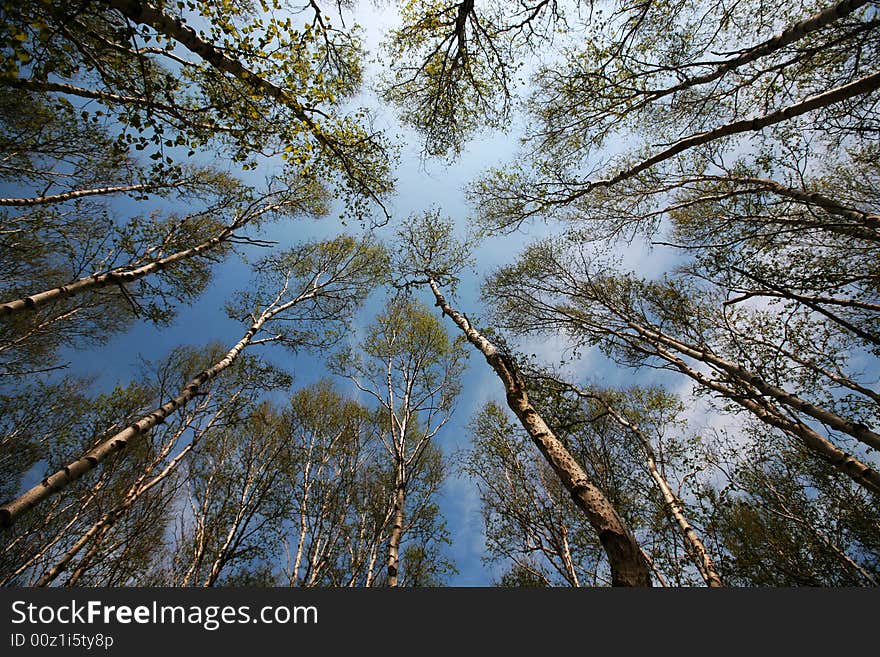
0,343,289,585
329,294,462,584
2,0,878,590
332,294,465,418
465,375,707,587
697,434,880,586
0,89,335,377
0,0,394,218
393,208,474,292
159,380,456,587
381,0,512,158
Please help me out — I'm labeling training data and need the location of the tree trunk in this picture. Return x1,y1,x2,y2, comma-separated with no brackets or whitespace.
0,181,189,207
428,279,651,586
643,337,880,496
638,0,871,110
600,399,723,587
631,322,880,452
34,395,227,586
385,479,406,587
0,283,316,528
724,176,880,231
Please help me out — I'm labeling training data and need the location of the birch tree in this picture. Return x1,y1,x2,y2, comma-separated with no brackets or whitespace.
696,431,880,586
527,376,724,587
0,378,159,584
0,377,95,505
0,90,235,210
463,402,611,587
2,0,394,218
483,238,880,496
0,234,388,528
395,212,652,586
280,380,379,587
0,90,339,377
47,348,287,587
469,0,879,230
169,402,291,587
1,344,288,586
331,295,463,586
465,373,723,587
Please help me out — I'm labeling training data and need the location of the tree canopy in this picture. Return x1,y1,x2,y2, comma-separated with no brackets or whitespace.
1,0,877,589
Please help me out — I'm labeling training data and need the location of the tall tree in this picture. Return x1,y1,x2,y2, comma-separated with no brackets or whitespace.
1,378,154,585
2,0,394,217
396,212,652,586
0,90,332,378
169,402,291,587
528,376,724,587
0,344,288,586
469,0,879,230
0,234,388,528
279,380,380,587
464,402,609,586
483,239,880,496
332,295,463,586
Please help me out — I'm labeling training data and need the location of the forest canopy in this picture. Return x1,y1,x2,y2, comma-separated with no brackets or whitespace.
0,0,878,587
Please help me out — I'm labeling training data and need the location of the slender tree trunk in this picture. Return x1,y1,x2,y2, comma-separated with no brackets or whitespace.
290,494,310,587
63,521,114,587
181,474,215,587
34,395,228,586
638,0,871,108
36,511,114,587
365,542,380,587
205,506,246,587
363,505,395,587
0,200,281,318
641,337,880,496
0,181,189,207
559,526,581,587
427,279,651,586
631,322,880,452
101,0,387,215
385,478,406,587
0,283,316,528
640,548,670,587
345,513,369,587
723,176,880,231
600,399,723,587
289,447,314,586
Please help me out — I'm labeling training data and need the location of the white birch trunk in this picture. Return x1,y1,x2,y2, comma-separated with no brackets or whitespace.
427,279,651,586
